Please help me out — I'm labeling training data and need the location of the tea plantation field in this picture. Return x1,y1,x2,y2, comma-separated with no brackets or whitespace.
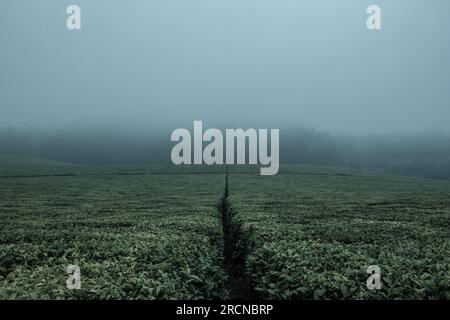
0,156,227,299
230,166,450,299
1,156,449,299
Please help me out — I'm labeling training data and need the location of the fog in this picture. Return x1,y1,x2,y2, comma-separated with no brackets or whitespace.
1,0,450,134
1,1,450,177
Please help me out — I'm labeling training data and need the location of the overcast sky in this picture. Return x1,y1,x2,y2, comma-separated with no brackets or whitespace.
1,0,449,135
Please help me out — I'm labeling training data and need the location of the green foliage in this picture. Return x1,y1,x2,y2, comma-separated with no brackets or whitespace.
0,171,228,299
1,160,450,300
231,165,450,299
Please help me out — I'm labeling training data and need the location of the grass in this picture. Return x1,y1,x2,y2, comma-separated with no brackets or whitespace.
0,156,449,299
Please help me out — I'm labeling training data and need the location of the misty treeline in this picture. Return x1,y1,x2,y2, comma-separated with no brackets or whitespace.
1,127,450,180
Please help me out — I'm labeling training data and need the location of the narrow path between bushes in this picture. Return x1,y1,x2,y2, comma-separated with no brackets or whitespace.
217,167,257,299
